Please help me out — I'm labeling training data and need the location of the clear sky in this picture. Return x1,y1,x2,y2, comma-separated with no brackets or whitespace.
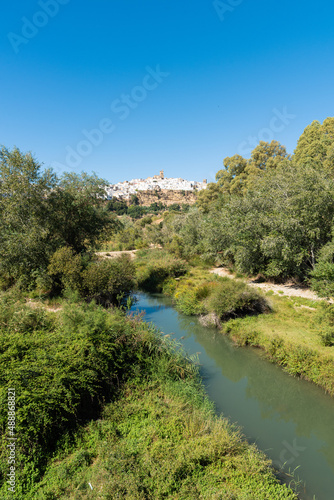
1,0,333,184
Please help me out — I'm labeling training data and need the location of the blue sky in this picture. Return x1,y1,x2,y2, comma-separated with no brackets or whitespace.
1,1,333,184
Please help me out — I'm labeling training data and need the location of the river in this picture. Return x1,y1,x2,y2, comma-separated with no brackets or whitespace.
131,292,334,500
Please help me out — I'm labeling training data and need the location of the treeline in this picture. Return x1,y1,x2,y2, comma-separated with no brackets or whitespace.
148,118,334,297
0,146,137,303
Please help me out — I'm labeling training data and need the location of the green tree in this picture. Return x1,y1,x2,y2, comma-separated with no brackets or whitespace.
47,246,83,293
0,147,56,287
215,142,289,196
222,162,334,278
216,154,248,195
46,172,117,253
0,146,117,289
294,118,334,174
196,182,225,212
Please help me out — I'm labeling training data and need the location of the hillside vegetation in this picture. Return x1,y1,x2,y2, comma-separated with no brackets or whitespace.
0,144,301,498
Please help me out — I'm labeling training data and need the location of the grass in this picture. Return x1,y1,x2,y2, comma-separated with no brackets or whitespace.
224,293,333,356
222,293,334,395
31,377,298,500
0,288,299,499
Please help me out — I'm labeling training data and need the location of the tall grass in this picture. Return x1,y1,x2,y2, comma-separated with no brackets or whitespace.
30,379,298,499
0,289,299,499
135,249,188,292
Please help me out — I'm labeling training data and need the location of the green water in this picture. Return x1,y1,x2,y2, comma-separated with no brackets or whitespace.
131,292,334,500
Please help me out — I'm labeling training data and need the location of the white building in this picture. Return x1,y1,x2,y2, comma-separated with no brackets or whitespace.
105,173,207,200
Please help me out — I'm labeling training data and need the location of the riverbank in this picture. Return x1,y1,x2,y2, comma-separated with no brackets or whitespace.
32,377,299,499
134,250,334,397
0,290,298,499
211,267,323,301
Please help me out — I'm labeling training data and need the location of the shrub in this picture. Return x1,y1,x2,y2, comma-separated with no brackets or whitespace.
205,278,269,320
48,246,83,293
173,281,218,316
82,255,135,305
136,250,188,292
310,261,334,298
313,302,334,346
0,299,177,491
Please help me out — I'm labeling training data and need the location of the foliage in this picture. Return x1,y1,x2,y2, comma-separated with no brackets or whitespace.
294,117,334,174
0,146,55,288
310,235,334,298
47,246,83,293
310,261,334,299
107,198,128,215
0,294,186,495
215,141,289,196
171,274,269,320
313,302,334,346
196,182,225,212
136,249,188,292
192,159,334,279
82,255,136,305
173,280,215,315
30,379,297,499
205,278,269,320
0,146,117,290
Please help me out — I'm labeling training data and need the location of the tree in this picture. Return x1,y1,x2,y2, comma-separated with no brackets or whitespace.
216,155,248,195
0,146,118,289
0,146,56,287
222,162,334,278
294,118,334,174
196,182,225,212
215,141,289,196
244,140,289,189
46,172,118,253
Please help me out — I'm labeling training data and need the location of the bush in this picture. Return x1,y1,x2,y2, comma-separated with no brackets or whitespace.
313,302,334,346
48,246,83,293
82,255,136,305
0,297,174,492
206,278,269,320
310,261,334,298
173,281,218,316
136,250,188,292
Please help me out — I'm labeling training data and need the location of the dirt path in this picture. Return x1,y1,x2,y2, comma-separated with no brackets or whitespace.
210,267,323,301
96,250,138,259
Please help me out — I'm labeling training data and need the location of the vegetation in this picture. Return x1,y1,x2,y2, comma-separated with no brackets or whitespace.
0,292,298,499
163,272,270,321
3,115,334,498
0,146,118,292
136,249,189,292
31,379,298,500
142,118,334,292
107,198,189,219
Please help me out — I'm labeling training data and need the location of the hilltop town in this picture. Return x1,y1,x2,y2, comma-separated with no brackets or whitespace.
105,171,207,200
